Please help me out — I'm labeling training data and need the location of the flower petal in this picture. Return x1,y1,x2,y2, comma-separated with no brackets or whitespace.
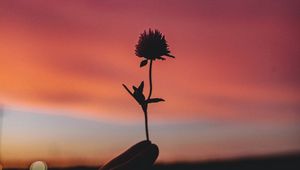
165,54,175,58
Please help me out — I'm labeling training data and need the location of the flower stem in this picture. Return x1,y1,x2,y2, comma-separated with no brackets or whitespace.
143,108,149,141
144,59,153,141
147,59,153,100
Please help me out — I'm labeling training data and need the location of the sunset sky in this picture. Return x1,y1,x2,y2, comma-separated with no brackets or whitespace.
0,0,299,168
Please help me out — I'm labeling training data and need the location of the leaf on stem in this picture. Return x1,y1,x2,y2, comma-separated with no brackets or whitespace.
123,84,134,97
124,81,147,106
147,98,165,103
140,60,148,67
133,86,138,91
138,81,144,92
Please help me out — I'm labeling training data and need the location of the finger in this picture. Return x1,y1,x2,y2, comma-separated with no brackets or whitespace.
111,143,159,170
101,140,151,170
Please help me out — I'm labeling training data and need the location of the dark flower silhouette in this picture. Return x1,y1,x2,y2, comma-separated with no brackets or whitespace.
135,29,175,64
123,29,175,141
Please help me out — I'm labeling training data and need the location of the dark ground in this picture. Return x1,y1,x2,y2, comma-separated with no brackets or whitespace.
4,153,300,170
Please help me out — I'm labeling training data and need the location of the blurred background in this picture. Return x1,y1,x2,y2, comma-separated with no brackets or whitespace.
0,0,299,168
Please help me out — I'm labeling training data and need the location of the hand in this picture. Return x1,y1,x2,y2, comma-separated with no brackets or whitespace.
100,140,159,170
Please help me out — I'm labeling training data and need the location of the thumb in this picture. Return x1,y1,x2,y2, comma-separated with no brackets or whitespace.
112,143,159,170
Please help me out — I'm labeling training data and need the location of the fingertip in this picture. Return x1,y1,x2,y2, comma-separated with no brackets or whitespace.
148,144,159,163
111,144,159,170
100,141,152,170
139,140,152,145
152,144,159,158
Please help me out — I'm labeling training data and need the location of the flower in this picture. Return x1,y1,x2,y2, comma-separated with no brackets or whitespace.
135,29,175,61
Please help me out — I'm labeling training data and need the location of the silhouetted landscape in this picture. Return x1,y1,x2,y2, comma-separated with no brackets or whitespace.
4,153,300,170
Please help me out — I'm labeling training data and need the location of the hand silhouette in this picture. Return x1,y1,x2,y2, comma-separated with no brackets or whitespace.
100,140,159,170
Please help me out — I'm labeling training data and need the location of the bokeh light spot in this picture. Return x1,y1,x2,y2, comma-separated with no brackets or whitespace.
30,161,47,170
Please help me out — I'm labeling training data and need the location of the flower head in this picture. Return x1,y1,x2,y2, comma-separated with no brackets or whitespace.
135,29,175,61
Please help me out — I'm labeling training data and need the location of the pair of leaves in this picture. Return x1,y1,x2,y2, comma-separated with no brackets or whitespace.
123,81,165,108
123,81,145,106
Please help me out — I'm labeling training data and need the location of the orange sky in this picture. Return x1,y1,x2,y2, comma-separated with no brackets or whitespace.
0,0,300,168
